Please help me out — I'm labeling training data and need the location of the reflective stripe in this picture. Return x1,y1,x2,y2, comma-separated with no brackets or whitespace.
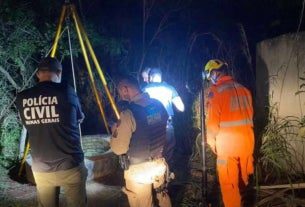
217,159,227,165
230,95,251,111
217,83,242,93
220,119,253,127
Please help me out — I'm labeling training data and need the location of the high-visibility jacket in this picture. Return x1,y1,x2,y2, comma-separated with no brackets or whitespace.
206,76,254,157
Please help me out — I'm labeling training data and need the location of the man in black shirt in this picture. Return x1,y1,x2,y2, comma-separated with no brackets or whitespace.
16,57,87,207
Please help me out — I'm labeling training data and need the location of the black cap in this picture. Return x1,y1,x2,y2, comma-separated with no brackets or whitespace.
38,57,62,72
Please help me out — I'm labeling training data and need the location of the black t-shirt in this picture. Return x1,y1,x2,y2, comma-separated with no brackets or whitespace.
16,81,84,172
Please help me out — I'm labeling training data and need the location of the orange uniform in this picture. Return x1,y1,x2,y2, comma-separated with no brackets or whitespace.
206,76,254,207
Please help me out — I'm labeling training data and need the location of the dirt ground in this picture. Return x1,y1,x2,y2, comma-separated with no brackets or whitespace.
0,166,129,207
0,162,189,207
0,150,194,207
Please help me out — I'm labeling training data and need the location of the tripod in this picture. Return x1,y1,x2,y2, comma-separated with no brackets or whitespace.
18,2,120,177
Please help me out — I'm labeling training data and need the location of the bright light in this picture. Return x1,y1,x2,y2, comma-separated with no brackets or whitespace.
172,96,184,112
125,159,166,184
145,86,173,112
150,74,162,83
145,85,184,114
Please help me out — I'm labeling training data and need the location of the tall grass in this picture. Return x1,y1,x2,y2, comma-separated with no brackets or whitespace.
256,105,305,185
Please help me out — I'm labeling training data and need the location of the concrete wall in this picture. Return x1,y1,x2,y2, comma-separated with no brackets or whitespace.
256,32,305,120
256,32,305,172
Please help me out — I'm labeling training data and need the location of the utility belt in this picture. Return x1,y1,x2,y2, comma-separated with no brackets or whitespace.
129,155,163,165
119,154,163,170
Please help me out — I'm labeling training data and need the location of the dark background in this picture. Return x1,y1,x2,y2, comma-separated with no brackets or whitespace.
5,0,305,151
69,0,304,138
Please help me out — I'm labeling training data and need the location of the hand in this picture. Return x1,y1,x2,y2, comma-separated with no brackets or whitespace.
210,145,217,154
77,112,85,124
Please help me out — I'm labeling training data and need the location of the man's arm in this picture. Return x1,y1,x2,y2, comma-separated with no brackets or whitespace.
171,87,184,112
110,109,136,155
76,98,85,124
172,96,184,112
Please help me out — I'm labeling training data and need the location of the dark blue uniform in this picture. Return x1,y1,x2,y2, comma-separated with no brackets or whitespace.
16,81,84,172
127,99,168,164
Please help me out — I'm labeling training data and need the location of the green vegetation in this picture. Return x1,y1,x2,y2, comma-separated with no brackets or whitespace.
0,3,46,167
0,0,126,167
257,108,299,184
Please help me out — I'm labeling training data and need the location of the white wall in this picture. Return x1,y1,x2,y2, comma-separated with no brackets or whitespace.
257,32,305,118
256,32,305,173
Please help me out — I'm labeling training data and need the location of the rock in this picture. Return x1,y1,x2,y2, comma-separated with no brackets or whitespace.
25,134,118,183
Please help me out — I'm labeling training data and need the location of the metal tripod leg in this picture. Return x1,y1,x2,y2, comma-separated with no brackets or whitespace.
71,5,120,120
17,5,67,177
17,26,70,179
18,140,30,177
17,2,119,177
71,6,110,134
51,5,67,58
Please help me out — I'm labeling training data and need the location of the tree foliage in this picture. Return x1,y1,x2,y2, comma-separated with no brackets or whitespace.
0,2,50,167
0,0,127,167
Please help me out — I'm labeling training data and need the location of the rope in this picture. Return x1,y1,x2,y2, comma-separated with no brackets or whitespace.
66,15,83,140
67,19,77,93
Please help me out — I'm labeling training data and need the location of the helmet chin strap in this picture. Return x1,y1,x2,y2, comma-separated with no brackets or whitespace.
210,71,222,84
211,78,216,84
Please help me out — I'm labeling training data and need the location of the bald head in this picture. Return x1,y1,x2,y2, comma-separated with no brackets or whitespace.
117,75,140,90
116,75,141,101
